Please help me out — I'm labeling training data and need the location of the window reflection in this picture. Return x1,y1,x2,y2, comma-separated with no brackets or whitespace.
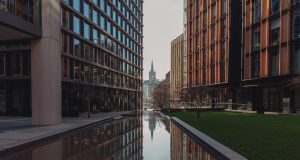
270,0,280,15
0,0,40,25
0,53,5,76
293,41,300,73
73,0,80,11
73,16,80,35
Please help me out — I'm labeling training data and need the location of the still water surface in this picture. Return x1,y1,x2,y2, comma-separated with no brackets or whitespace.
0,111,171,160
0,111,217,160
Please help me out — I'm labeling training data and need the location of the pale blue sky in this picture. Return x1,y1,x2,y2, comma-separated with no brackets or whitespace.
143,0,183,80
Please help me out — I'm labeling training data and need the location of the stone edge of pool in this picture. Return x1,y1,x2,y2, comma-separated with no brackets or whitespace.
0,116,116,157
171,117,248,160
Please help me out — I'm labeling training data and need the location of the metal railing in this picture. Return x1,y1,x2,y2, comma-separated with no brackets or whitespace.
178,102,250,111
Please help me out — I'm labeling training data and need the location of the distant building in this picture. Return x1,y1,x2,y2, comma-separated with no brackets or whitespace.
170,34,184,108
153,72,170,109
143,61,160,106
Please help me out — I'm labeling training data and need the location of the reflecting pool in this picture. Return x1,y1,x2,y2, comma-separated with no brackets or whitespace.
0,111,221,160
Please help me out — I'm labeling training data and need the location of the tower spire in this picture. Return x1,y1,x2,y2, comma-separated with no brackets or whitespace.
151,60,154,71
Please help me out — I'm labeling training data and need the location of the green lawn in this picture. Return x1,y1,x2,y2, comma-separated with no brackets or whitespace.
165,111,300,160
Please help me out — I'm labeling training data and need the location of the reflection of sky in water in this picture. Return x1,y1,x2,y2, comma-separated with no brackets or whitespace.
143,111,170,160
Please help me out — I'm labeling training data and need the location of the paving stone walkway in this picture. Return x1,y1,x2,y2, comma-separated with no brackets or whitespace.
0,111,129,154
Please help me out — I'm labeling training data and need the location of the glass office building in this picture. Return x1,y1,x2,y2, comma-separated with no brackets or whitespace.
61,0,143,116
0,0,143,124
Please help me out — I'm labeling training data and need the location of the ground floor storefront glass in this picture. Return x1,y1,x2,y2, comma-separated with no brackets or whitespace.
0,80,31,116
62,82,142,116
240,85,296,113
0,40,31,116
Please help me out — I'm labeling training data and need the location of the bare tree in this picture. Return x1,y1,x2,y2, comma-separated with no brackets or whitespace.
153,78,170,109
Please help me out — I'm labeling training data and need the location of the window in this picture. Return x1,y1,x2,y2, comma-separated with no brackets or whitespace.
269,47,279,76
252,52,260,78
73,0,80,11
73,16,80,35
270,18,280,46
62,57,69,78
100,0,105,11
93,28,98,44
293,40,300,73
84,22,90,40
212,3,216,19
293,11,300,39
211,25,216,43
203,30,207,47
219,62,225,83
211,66,215,84
221,20,226,39
92,0,98,5
106,21,111,34
100,15,105,29
106,4,111,16
211,47,216,64
0,53,5,75
11,53,22,75
74,61,81,80
270,0,280,15
62,33,69,54
220,42,226,61
202,68,206,85
252,27,260,51
73,38,81,57
62,9,69,28
202,49,206,67
203,11,207,27
221,0,226,15
84,44,90,61
92,9,98,24
83,1,90,18
252,0,261,23
294,0,300,5
203,0,207,8
196,0,199,13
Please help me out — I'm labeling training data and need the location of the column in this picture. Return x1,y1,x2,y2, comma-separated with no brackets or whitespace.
31,0,61,125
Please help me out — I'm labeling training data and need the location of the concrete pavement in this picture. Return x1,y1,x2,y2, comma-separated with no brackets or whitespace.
0,111,129,156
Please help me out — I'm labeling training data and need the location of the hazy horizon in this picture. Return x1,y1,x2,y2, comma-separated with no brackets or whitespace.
143,0,183,80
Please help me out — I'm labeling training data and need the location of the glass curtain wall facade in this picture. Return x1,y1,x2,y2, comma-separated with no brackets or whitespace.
0,0,143,117
0,41,31,116
61,0,143,115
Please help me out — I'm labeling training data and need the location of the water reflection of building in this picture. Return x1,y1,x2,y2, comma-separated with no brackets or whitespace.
0,117,143,160
161,118,170,133
148,111,157,140
171,122,214,160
